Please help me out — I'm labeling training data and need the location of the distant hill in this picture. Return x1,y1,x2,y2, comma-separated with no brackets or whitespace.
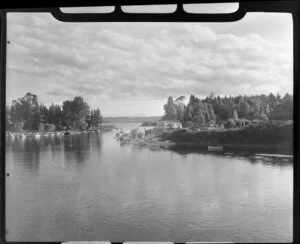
102,116,162,123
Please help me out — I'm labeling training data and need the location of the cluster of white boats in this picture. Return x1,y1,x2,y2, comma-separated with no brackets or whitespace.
5,129,102,141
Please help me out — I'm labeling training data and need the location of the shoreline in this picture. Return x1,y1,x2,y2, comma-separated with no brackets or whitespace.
159,123,293,156
168,141,293,156
5,124,118,135
114,131,293,156
6,123,293,156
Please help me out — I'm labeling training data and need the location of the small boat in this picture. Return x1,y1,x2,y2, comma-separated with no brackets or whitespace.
208,146,223,151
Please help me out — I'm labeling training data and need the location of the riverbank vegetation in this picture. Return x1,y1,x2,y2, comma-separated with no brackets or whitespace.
160,120,293,154
6,91,293,154
162,92,293,129
159,92,293,154
6,92,102,132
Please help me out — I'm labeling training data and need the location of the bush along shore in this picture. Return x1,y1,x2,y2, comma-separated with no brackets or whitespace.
159,121,293,155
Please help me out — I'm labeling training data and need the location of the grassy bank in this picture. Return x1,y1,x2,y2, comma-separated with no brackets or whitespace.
160,121,293,155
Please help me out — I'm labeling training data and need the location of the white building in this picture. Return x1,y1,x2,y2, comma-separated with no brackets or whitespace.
156,120,182,131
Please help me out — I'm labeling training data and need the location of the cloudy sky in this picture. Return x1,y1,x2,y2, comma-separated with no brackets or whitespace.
6,7,293,117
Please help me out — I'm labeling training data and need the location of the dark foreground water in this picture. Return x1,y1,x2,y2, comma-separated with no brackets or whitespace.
6,123,293,242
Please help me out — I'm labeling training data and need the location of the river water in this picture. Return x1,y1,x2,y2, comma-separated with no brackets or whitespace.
5,123,293,242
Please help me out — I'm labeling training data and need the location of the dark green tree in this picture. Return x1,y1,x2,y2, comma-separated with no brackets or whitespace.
175,96,186,122
10,92,40,131
163,96,177,120
232,109,239,120
238,100,250,118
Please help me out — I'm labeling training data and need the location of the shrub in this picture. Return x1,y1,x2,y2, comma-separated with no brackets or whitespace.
38,123,45,132
130,128,139,138
259,113,269,121
226,119,236,128
79,122,88,130
137,132,144,139
45,124,56,132
13,121,25,132
242,119,251,126
235,119,244,127
209,120,216,127
183,121,194,129
6,124,14,131
145,129,152,136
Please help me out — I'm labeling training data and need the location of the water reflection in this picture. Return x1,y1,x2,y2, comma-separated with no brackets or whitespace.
64,133,102,168
5,127,293,242
9,138,41,173
6,133,104,172
168,146,293,167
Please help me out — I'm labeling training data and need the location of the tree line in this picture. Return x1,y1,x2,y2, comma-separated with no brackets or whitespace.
162,92,293,128
6,92,102,132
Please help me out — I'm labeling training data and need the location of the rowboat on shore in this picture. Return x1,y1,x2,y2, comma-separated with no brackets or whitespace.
208,146,223,151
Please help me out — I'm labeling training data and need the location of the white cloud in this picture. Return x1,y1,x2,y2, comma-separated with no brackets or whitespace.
6,12,293,116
